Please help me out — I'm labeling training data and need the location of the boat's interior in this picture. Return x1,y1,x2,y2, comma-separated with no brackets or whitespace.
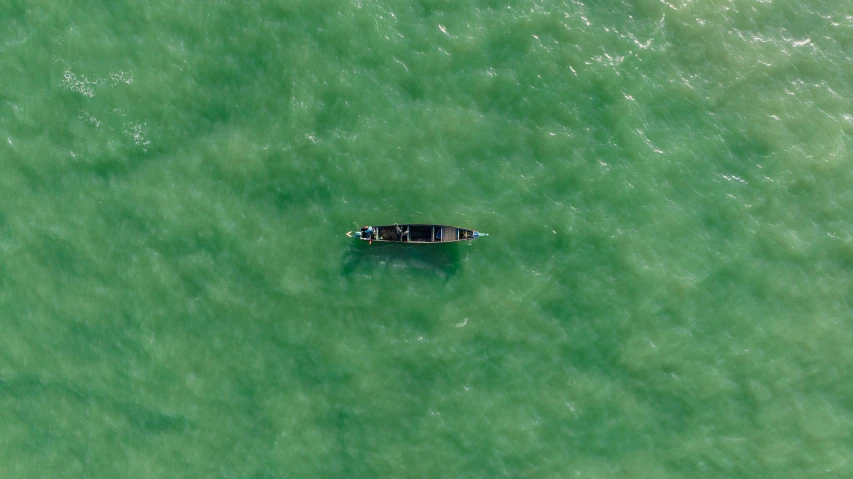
375,225,471,242
377,225,404,241
408,225,432,242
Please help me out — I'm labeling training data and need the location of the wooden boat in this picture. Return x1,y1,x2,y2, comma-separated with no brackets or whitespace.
346,224,488,243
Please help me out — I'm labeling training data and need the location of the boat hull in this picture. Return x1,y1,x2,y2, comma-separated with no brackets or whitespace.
347,224,487,243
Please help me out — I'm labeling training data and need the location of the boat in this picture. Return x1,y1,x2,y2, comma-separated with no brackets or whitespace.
346,224,489,243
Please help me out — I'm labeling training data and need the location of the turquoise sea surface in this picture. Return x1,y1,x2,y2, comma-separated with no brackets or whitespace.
2,1,852,477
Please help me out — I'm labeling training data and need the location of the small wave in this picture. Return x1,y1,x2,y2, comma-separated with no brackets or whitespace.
60,64,134,97
62,71,96,98
123,122,151,151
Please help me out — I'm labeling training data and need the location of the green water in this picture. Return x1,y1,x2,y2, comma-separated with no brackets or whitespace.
2,0,852,477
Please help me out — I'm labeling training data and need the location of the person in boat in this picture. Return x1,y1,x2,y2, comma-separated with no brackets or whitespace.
360,226,375,244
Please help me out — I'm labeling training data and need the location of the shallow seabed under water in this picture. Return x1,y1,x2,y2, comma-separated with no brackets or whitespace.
2,1,852,477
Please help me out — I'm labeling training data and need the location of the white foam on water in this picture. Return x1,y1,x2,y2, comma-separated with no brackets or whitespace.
60,63,134,97
123,122,151,151
62,71,96,97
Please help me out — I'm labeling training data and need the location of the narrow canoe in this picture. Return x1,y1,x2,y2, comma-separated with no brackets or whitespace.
346,224,488,243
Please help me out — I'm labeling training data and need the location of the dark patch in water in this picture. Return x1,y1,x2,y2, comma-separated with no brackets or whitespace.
0,374,190,434
341,240,462,281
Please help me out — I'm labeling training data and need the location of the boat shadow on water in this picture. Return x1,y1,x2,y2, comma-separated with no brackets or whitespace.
341,241,463,281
